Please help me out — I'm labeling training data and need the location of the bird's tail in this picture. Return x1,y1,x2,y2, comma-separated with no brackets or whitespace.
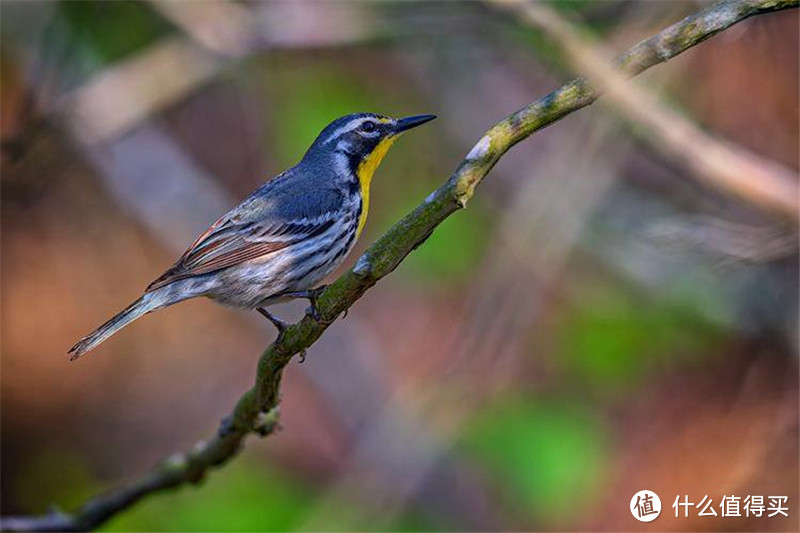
68,293,162,361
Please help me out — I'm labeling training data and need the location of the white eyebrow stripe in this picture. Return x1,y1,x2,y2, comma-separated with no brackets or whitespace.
322,117,372,145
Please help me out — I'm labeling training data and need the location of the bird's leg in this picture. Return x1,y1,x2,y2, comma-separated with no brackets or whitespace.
256,307,306,363
282,285,328,321
257,307,290,334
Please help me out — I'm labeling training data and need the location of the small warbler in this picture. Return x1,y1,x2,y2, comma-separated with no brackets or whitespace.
69,112,436,360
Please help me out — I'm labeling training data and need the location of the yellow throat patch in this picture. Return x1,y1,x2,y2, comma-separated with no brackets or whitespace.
355,135,396,237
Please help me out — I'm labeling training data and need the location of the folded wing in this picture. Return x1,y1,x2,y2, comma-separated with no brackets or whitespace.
146,213,338,291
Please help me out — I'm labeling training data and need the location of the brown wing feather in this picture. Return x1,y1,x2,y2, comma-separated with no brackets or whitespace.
145,215,336,293
145,199,338,293
146,239,290,291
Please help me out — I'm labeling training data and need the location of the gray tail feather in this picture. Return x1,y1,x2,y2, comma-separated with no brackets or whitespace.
68,293,161,361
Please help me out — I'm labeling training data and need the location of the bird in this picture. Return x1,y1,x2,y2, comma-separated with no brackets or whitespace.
68,112,436,360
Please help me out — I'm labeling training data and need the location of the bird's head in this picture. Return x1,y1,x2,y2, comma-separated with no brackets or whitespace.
304,112,436,185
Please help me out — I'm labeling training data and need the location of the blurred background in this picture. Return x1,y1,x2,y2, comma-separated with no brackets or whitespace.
1,1,798,531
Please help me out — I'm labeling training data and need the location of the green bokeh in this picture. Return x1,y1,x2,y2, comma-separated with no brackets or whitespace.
59,1,172,68
401,210,491,284
101,456,310,532
262,65,382,168
14,449,103,514
377,186,493,285
553,282,721,395
461,398,608,526
96,453,442,532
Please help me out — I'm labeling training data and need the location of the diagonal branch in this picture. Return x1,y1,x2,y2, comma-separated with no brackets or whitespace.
491,0,800,220
2,0,796,530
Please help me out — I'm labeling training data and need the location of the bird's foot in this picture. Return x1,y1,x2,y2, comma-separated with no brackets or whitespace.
257,307,308,363
283,285,328,321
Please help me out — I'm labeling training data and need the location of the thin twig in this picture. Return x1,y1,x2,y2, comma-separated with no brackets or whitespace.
2,0,796,531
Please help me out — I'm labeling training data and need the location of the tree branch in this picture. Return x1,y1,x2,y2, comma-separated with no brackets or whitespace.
2,0,796,530
491,0,800,220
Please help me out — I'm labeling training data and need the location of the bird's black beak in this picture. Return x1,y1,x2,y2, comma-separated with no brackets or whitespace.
394,114,437,133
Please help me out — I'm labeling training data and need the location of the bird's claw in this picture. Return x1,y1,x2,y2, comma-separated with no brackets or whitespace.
305,304,322,321
258,307,309,363
305,286,327,321
283,285,328,322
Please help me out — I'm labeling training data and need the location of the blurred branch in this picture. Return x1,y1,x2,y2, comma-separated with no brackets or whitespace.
645,215,798,262
148,0,376,55
64,37,225,145
491,0,800,221
147,0,259,56
63,2,375,144
2,0,796,530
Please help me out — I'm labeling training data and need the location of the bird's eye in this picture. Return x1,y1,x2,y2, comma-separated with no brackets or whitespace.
361,121,377,133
